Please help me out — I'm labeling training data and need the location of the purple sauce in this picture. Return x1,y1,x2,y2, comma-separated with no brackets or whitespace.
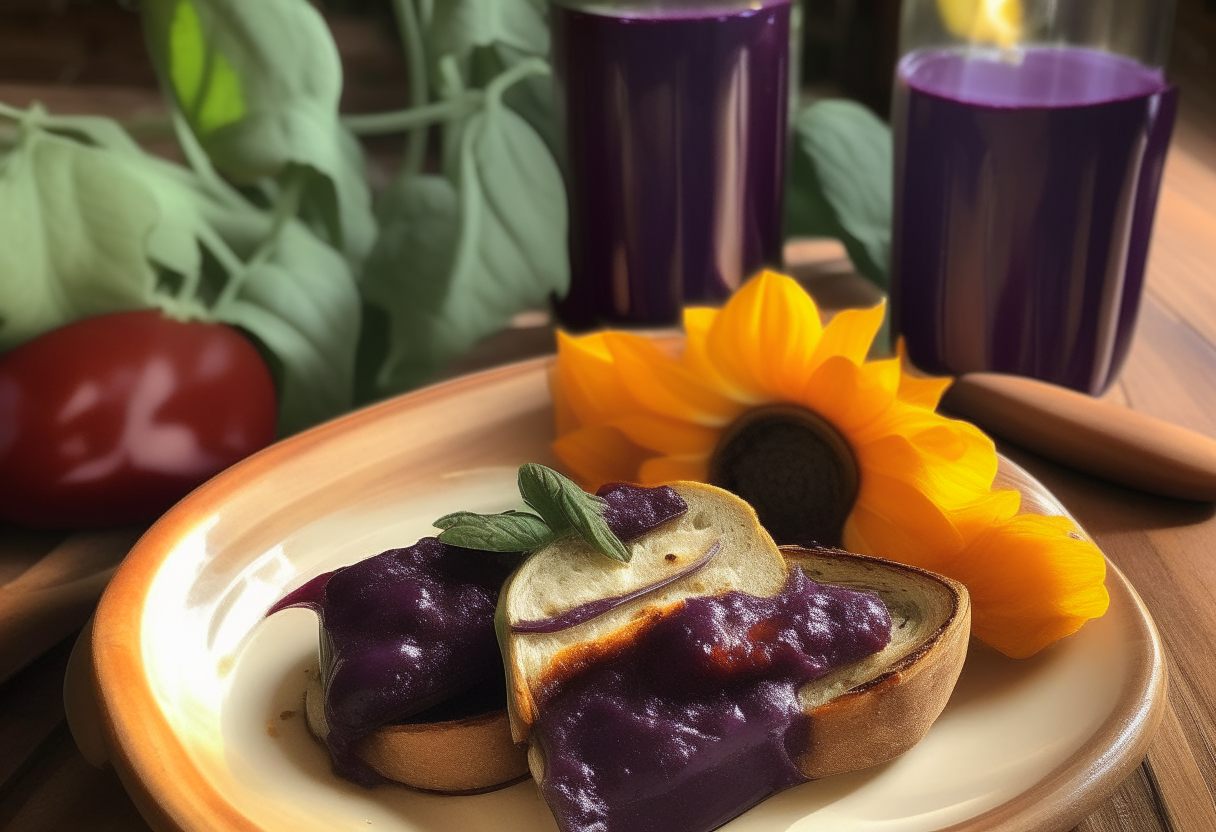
532,569,892,832
551,1,790,329
597,482,688,540
891,47,1177,394
269,539,517,786
267,482,688,786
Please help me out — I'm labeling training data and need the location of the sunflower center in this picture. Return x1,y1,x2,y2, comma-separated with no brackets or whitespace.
708,405,859,548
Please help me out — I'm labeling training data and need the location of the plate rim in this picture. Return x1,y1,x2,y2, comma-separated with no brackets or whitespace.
89,355,1167,832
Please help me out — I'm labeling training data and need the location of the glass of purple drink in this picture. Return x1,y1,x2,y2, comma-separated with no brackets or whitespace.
549,0,792,329
891,0,1178,394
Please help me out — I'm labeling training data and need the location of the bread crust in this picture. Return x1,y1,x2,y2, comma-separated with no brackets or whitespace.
780,545,970,778
303,673,529,793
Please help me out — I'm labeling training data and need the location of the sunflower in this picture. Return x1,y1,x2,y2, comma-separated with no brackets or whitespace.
550,271,1108,658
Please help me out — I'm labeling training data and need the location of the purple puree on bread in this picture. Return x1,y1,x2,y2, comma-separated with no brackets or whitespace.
268,482,689,786
532,570,892,832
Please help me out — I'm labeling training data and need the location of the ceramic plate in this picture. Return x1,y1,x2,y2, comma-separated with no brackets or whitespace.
85,358,1166,832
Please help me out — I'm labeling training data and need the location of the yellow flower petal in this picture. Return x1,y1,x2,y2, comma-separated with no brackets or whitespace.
638,454,711,486
950,489,1022,538
603,332,744,426
943,513,1109,658
555,331,638,427
681,306,728,384
799,355,900,440
810,302,886,369
682,306,719,345
844,473,965,570
549,365,580,437
858,429,995,512
896,338,954,410
552,424,654,490
611,413,721,456
706,271,824,402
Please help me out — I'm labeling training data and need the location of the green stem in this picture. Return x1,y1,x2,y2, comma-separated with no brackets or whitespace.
341,94,482,136
215,166,308,308
170,110,247,211
0,102,29,121
485,57,551,106
391,0,429,177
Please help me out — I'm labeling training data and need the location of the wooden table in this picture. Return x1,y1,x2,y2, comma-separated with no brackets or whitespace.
4,54,1216,832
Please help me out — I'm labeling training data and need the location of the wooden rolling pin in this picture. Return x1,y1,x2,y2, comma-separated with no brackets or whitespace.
944,373,1216,502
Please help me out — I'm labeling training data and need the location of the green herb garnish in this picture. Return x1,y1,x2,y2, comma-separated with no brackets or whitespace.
434,464,630,562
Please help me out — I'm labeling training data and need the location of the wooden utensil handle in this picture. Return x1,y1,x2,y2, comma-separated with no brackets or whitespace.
943,373,1216,502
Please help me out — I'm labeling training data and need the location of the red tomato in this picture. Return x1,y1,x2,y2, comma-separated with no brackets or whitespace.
0,310,278,529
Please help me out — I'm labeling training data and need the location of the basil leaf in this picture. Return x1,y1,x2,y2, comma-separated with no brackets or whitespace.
210,218,360,435
140,0,376,268
492,43,560,162
435,509,556,552
362,64,568,395
518,464,630,563
0,128,160,351
359,174,460,397
786,99,893,290
425,0,549,76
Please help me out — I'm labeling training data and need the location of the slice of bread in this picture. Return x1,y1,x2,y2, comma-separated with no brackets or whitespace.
303,669,529,794
499,481,791,742
780,545,969,778
498,481,970,784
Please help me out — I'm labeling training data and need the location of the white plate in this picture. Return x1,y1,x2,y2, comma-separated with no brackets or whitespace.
82,358,1165,832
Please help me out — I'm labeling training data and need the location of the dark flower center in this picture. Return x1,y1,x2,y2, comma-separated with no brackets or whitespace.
708,405,859,548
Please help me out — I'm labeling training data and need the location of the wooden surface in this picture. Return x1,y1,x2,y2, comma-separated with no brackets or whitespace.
4,4,1216,829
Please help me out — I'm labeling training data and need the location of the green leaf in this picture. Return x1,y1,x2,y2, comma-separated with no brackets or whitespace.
0,129,160,351
434,509,556,552
517,464,630,563
358,174,460,395
425,0,548,77
210,219,360,435
493,43,560,162
786,99,893,290
141,0,376,268
0,108,362,434
362,67,568,395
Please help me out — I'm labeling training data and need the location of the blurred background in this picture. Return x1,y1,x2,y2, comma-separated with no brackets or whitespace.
2,0,1211,155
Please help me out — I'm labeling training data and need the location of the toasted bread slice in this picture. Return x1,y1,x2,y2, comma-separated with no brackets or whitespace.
498,481,790,743
498,481,970,783
780,545,969,777
303,670,529,794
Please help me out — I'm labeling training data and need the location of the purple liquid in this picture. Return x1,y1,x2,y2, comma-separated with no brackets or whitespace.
551,1,790,328
533,569,891,832
891,47,1177,394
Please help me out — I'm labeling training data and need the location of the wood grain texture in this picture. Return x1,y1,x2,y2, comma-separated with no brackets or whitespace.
0,529,142,684
1145,701,1216,831
1069,765,1170,832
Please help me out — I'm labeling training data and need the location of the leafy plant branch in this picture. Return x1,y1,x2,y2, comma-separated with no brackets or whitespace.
391,0,431,178
343,93,484,136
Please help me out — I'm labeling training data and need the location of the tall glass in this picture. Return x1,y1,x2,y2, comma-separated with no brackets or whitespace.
550,0,791,329
891,0,1179,394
